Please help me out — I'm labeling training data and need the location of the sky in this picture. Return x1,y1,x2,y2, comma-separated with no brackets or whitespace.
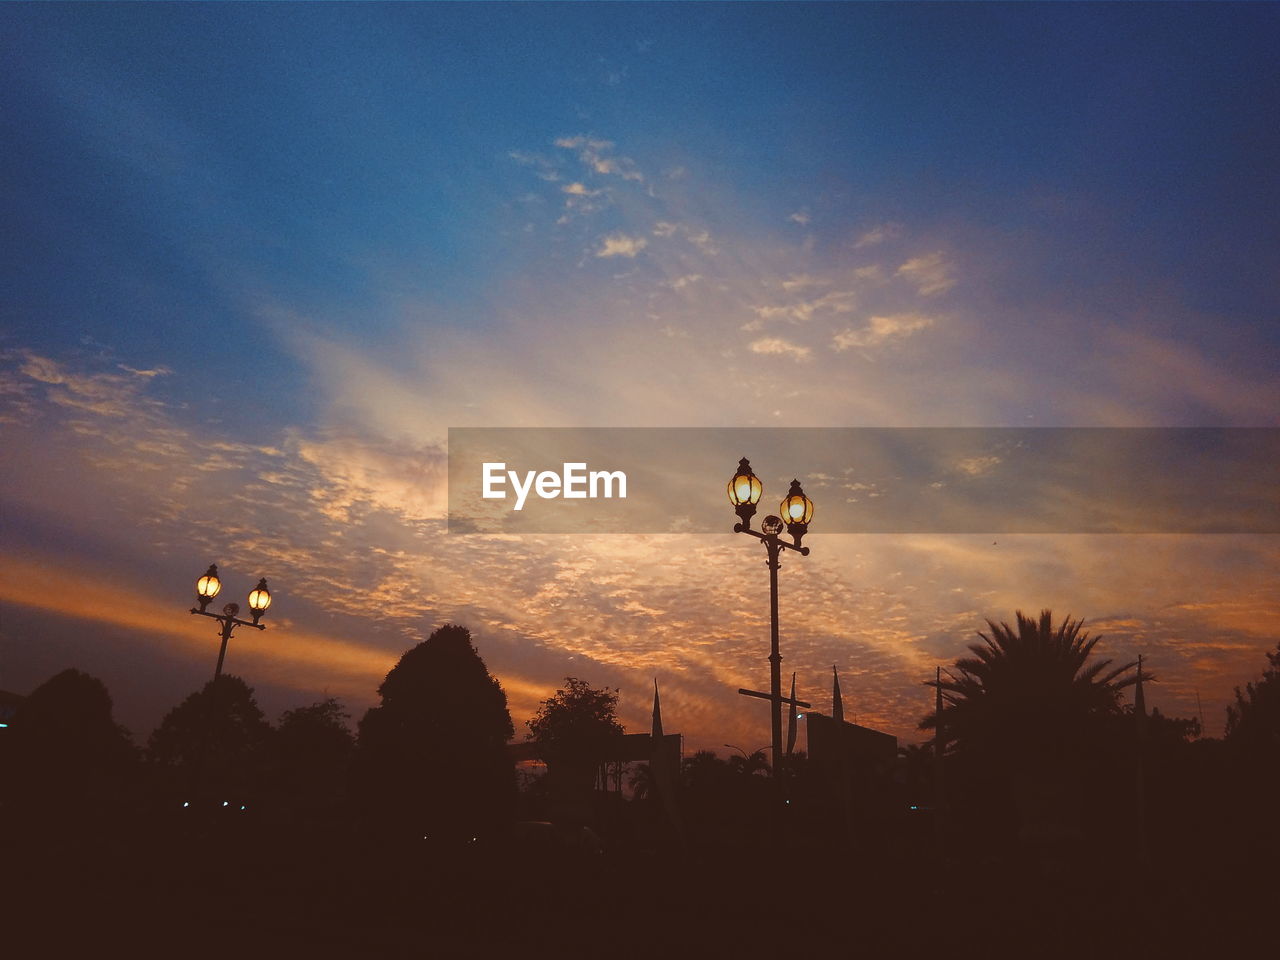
1,2,1278,752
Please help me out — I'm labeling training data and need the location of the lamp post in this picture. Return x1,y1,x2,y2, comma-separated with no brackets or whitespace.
728,458,814,786
190,564,272,680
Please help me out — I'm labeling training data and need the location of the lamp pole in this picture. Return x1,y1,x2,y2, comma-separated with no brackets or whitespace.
185,565,273,809
727,460,814,790
190,564,273,681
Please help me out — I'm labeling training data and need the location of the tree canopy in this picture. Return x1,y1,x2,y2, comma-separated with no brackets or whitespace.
147,674,272,799
526,677,623,762
4,668,135,817
274,697,354,805
1225,640,1280,753
353,623,515,836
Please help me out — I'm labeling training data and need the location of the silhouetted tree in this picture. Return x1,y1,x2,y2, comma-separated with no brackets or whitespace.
923,610,1140,758
273,697,354,810
921,610,1142,856
3,668,135,822
726,749,771,778
1140,705,1200,746
1225,639,1280,752
680,749,729,792
526,677,623,763
353,624,515,839
148,674,272,800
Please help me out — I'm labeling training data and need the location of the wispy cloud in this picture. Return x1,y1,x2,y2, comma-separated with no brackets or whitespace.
596,232,648,258
832,313,934,350
752,290,858,325
896,252,955,296
855,222,903,248
554,135,644,182
18,351,167,417
749,337,811,361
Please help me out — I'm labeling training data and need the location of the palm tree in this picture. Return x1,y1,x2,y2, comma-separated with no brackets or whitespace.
921,609,1145,854
725,748,771,778
680,749,728,791
922,609,1143,759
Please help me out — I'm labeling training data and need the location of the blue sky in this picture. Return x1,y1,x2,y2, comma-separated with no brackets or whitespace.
1,3,1277,747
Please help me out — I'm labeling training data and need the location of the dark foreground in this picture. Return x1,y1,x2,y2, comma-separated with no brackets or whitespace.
3,814,1275,959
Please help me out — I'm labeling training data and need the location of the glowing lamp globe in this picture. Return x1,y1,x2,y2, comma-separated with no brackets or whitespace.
248,578,272,625
780,479,814,545
195,564,221,612
728,457,763,529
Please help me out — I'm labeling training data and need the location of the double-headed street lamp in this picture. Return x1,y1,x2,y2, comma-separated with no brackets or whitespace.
728,458,814,782
190,564,272,681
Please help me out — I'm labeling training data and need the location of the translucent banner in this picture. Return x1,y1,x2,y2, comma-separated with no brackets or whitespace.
447,428,1280,534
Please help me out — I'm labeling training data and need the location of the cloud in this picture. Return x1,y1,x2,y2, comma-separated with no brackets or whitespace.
954,455,1002,477
293,431,448,523
686,229,717,255
855,222,903,248
649,220,716,253
752,290,858,325
561,182,602,197
554,135,644,182
832,313,934,350
664,274,702,290
118,364,172,378
595,233,648,258
749,337,811,361
896,252,955,296
789,211,811,225
508,149,561,182
781,274,823,291
18,351,161,417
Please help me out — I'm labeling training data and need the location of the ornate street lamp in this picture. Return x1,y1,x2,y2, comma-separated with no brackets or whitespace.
189,565,273,680
781,479,814,548
247,578,272,626
195,564,222,612
727,458,764,529
728,459,814,789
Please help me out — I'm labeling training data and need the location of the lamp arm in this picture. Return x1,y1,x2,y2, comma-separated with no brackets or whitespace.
732,525,810,556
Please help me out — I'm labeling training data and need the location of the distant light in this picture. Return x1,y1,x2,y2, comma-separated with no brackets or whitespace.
222,801,229,807
182,801,190,808
785,799,791,805
0,722,9,728
909,805,918,811
796,714,805,720
240,805,246,811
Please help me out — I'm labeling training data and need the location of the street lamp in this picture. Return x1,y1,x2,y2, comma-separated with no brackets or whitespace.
728,458,813,786
189,564,273,680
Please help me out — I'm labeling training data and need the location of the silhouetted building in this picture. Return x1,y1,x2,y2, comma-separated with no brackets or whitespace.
806,713,897,829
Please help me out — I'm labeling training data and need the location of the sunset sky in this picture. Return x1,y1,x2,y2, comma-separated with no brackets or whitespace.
2,3,1277,752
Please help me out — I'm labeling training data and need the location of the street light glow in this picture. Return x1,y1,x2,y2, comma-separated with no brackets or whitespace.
195,564,221,612
781,480,814,526
248,579,271,613
190,564,273,679
727,457,763,530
